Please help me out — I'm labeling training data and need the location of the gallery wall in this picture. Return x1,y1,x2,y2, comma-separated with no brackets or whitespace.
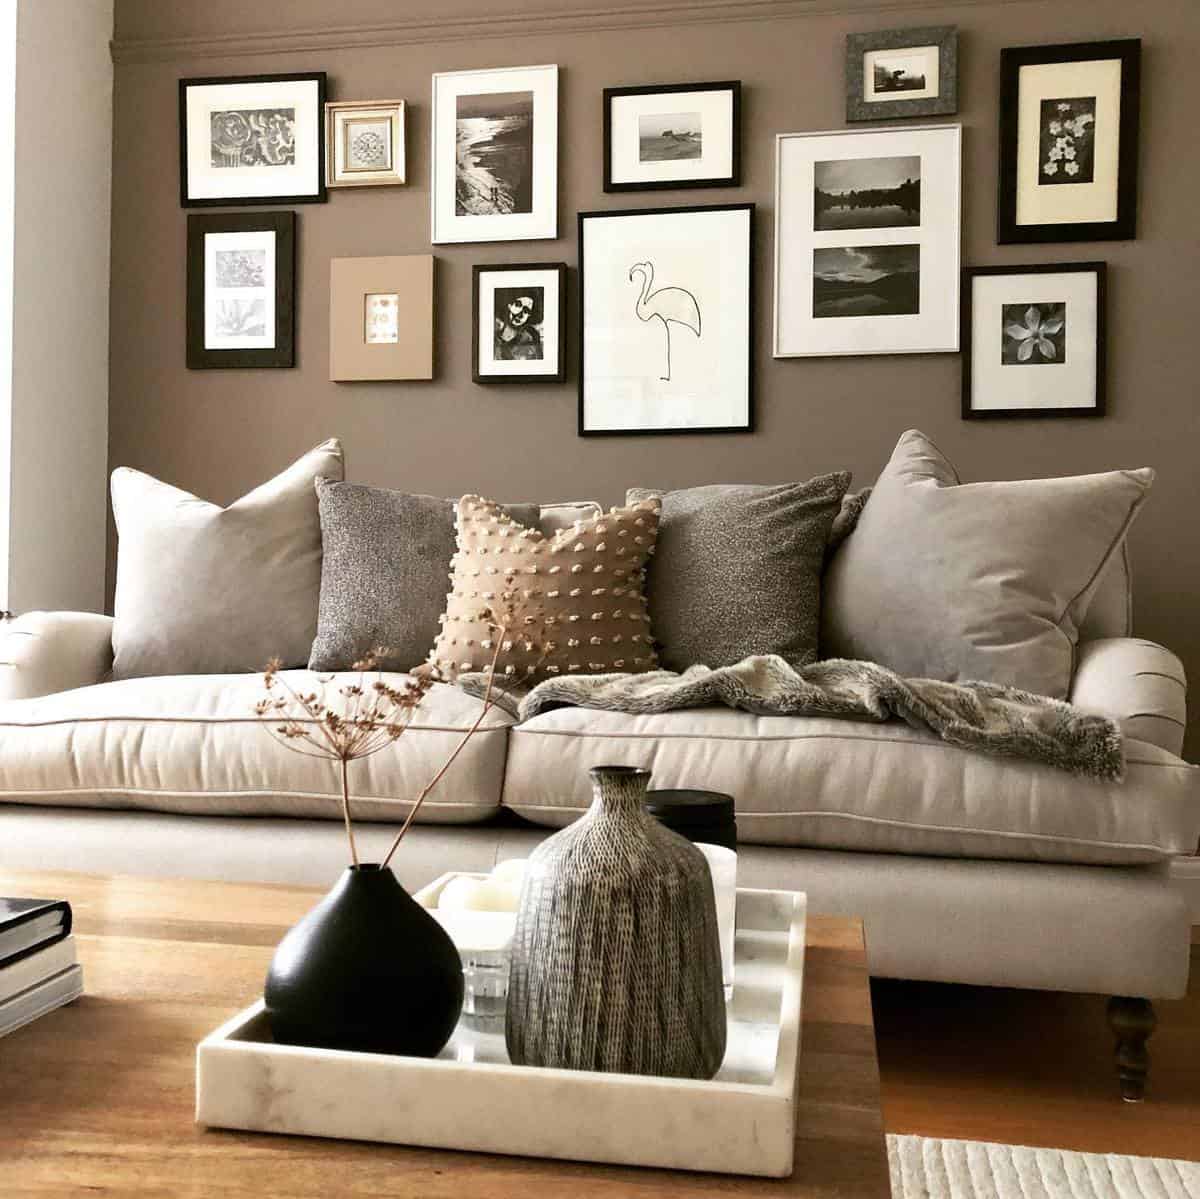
109,0,1200,754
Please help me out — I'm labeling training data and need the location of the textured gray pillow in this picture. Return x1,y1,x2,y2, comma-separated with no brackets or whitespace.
628,474,851,671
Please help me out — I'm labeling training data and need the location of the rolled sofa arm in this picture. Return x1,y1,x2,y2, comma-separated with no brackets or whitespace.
0,612,114,702
1070,637,1187,756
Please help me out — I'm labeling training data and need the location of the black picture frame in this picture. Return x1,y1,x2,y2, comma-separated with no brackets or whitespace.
845,26,958,122
603,81,741,192
472,262,568,384
179,72,327,208
997,40,1140,244
961,261,1106,420
186,212,296,370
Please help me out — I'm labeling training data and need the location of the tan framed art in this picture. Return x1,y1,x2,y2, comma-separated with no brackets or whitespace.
329,255,434,381
325,100,406,187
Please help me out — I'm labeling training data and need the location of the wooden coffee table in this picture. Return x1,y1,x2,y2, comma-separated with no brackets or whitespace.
0,869,889,1197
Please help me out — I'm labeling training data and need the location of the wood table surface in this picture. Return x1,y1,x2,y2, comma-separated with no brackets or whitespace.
0,869,889,1197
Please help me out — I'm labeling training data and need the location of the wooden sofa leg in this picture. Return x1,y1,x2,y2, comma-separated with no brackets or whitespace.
1107,997,1156,1102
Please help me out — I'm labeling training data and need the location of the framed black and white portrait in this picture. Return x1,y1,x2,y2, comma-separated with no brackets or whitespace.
326,99,406,187
579,203,753,436
962,262,1106,418
179,73,326,207
603,81,740,192
998,40,1140,243
846,27,957,121
186,212,295,369
473,262,567,384
431,64,558,244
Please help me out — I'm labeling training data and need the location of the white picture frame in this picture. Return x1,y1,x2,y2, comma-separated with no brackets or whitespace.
326,100,406,187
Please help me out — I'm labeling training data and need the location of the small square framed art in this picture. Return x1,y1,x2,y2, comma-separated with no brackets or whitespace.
326,100,406,187
473,263,567,384
845,27,957,121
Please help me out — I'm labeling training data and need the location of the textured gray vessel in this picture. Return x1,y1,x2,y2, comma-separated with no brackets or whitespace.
505,765,727,1079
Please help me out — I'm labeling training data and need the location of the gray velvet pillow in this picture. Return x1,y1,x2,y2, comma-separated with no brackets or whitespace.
628,474,851,671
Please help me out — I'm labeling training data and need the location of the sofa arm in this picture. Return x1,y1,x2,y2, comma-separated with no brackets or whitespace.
1070,638,1187,756
0,612,114,701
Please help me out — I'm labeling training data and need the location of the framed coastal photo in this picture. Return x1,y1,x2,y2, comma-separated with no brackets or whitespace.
431,64,558,244
603,81,740,191
186,212,295,369
473,262,567,384
326,99,406,187
962,262,1106,419
998,40,1140,243
179,72,326,207
773,125,961,358
846,27,957,121
579,203,753,436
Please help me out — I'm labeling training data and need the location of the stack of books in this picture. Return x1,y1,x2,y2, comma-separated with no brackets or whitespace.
0,897,83,1037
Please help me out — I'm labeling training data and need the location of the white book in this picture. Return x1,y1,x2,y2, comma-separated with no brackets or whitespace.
0,964,84,1039
0,935,78,1005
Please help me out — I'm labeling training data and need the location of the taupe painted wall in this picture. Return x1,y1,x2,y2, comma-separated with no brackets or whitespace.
110,0,1200,756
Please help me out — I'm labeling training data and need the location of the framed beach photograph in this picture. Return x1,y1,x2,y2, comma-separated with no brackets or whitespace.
962,262,1106,419
431,64,558,244
326,99,406,187
773,125,961,358
186,212,295,369
579,203,753,436
473,263,567,384
603,81,740,191
998,40,1140,243
179,72,326,207
846,27,957,121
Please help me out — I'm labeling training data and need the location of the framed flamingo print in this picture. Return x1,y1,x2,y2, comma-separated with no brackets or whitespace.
578,203,754,436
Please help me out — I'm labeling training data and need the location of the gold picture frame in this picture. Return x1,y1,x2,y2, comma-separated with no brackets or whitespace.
329,255,434,381
325,100,406,187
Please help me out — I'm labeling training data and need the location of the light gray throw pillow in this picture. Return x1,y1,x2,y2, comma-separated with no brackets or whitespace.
110,439,344,679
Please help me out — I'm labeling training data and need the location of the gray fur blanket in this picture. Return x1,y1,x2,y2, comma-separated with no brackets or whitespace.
462,655,1123,781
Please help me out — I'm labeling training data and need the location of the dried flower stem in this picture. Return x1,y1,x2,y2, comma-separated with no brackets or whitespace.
340,757,360,868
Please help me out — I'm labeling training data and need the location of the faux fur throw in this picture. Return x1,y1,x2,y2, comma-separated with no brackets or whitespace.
462,655,1124,781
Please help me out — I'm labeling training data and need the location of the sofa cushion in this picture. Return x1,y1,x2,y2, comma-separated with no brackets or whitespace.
0,672,514,824
502,705,1200,866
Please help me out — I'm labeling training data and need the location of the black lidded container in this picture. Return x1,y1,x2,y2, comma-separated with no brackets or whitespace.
645,790,737,852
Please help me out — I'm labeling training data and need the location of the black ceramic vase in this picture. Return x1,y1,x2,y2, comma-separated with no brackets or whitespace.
265,863,464,1057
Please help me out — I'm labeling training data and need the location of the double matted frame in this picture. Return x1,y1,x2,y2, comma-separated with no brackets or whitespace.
326,100,406,187
473,263,567,384
846,27,958,122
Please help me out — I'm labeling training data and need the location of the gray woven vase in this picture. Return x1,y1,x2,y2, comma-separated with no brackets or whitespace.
505,765,727,1079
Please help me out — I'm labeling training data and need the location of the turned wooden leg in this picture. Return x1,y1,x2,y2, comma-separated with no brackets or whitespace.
1107,996,1156,1102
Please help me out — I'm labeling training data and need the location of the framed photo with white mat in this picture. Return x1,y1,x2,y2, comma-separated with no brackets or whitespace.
472,263,567,384
845,27,957,122
326,100,406,187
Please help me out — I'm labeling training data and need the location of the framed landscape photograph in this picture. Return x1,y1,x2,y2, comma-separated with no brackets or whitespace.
962,262,1106,419
773,125,961,358
179,72,326,207
473,263,567,384
326,99,406,187
998,40,1140,243
186,212,295,369
603,81,740,191
846,27,957,121
579,203,753,436
431,64,558,244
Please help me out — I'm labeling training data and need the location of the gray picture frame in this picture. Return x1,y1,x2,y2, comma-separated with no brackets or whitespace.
846,26,958,122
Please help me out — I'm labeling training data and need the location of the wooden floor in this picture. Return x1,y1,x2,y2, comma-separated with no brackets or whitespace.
873,939,1200,1162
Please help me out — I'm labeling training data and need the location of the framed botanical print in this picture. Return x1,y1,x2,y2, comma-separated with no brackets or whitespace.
329,256,434,382
579,203,753,436
473,263,567,384
179,72,326,207
773,125,961,358
846,27,958,121
603,81,740,191
326,100,406,187
431,64,558,244
962,262,1106,418
186,212,295,369
998,40,1140,243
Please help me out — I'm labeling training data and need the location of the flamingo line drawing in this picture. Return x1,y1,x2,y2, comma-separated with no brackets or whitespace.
628,261,701,382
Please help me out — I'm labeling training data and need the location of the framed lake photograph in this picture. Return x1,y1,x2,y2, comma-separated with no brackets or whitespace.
326,99,406,187
998,40,1140,243
473,262,567,384
962,262,1106,418
431,64,558,244
603,81,740,191
579,203,753,436
186,212,295,369
773,125,960,357
846,27,957,121
179,72,326,207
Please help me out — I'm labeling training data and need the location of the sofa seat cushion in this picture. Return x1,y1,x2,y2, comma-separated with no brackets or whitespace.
502,707,1200,865
0,672,514,824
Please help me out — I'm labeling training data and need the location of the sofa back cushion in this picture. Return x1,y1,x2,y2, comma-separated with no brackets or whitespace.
1078,542,1133,640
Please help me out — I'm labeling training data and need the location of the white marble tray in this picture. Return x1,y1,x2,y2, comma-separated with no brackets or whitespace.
195,879,806,1178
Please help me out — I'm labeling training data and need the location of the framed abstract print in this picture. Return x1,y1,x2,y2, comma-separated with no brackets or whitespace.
431,64,558,244
846,27,957,121
579,203,753,436
179,72,326,207
773,125,961,357
329,256,434,382
997,40,1140,243
473,263,567,384
962,262,1106,419
326,100,406,187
